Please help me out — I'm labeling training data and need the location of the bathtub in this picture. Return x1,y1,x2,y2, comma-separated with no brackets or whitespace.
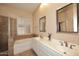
14,38,32,55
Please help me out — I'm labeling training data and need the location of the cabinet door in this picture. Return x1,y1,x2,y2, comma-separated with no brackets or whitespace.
32,39,38,52
32,39,40,55
32,39,62,56
38,42,50,56
39,42,61,56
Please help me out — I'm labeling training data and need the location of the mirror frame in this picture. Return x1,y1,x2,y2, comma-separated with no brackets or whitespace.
56,3,79,33
39,16,46,32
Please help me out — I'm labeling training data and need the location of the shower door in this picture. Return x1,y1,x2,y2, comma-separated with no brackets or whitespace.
0,15,16,56
0,16,8,52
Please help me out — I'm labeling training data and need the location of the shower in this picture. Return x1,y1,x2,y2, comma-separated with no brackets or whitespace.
0,15,15,56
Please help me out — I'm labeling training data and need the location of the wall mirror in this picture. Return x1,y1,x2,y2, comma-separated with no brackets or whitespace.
57,3,79,33
39,16,46,32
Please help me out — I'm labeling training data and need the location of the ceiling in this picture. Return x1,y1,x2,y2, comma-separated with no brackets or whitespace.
0,3,40,13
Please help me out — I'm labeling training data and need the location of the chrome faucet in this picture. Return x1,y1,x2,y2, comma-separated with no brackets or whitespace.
48,33,52,41
59,41,68,47
70,45,76,49
64,41,68,47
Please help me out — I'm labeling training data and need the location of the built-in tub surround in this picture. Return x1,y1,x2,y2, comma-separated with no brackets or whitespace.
14,38,32,55
34,37,79,56
33,3,79,44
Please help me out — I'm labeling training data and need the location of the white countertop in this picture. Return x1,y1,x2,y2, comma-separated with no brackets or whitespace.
34,37,79,56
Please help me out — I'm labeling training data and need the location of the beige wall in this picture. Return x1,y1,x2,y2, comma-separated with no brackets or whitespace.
33,3,79,44
0,4,33,33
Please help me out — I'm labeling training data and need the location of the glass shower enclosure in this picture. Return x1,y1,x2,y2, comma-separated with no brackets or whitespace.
0,15,15,56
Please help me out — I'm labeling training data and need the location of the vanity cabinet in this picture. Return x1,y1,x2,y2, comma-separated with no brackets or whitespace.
32,39,40,55
32,38,62,56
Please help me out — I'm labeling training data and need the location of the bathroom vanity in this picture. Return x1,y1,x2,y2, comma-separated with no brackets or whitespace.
32,37,62,56
32,37,79,56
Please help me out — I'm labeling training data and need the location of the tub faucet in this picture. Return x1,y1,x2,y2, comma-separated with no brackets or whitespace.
48,33,52,41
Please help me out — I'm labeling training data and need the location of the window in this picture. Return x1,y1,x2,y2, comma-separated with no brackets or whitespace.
17,17,31,35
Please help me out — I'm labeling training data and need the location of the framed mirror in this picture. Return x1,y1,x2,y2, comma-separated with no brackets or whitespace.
39,16,46,32
56,3,79,33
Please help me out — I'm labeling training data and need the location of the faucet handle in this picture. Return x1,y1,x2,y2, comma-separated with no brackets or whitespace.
59,41,68,47
70,45,76,49
64,41,68,47
59,41,63,46
48,33,52,40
